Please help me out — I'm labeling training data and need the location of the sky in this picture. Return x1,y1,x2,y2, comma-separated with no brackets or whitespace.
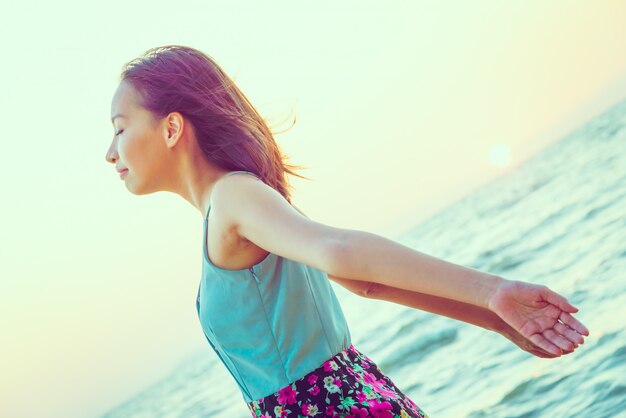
1,1,626,417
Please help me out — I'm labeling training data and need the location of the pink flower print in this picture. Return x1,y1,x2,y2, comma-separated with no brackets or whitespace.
301,403,319,416
347,405,370,418
273,405,287,417
323,360,339,372
325,405,335,416
374,384,398,399
356,391,368,403
405,397,418,408
369,399,394,418
333,377,342,387
308,384,320,396
363,372,383,389
323,376,341,394
277,385,298,405
307,374,318,385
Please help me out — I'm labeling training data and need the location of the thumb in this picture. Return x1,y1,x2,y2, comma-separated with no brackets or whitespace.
543,286,578,313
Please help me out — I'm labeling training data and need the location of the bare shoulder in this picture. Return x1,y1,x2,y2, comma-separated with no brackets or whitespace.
211,172,345,273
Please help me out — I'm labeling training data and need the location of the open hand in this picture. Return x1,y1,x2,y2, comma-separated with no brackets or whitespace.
497,320,579,358
488,279,589,356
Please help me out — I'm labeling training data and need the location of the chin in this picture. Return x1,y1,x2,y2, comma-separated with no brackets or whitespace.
125,179,162,196
126,184,150,196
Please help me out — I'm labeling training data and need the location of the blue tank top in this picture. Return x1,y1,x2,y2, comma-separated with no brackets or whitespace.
195,170,352,403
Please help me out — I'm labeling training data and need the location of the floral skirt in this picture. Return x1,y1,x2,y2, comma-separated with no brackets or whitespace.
246,343,429,418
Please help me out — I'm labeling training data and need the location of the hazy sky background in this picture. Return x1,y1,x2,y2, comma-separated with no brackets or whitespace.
1,1,625,417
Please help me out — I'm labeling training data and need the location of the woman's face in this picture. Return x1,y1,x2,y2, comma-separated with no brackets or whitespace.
106,80,169,195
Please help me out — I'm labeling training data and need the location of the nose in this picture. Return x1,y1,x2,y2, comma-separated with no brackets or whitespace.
105,139,118,164
105,153,116,164
105,149,116,164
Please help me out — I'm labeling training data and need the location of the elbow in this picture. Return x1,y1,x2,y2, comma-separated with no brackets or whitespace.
325,236,344,278
362,282,380,298
326,228,370,280
325,229,353,278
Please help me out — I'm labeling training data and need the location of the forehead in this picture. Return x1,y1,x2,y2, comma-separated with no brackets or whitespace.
110,80,141,118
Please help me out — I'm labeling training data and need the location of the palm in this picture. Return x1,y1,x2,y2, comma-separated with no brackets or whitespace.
500,327,562,358
488,279,589,356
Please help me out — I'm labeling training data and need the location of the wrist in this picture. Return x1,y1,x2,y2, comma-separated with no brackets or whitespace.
487,314,512,334
481,274,506,310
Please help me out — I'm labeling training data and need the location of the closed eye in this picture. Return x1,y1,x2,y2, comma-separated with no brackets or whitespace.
115,129,124,136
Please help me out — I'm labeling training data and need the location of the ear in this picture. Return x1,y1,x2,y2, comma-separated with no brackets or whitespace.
163,111,184,147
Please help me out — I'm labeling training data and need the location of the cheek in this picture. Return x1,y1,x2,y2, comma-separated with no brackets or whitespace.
118,136,141,167
117,141,131,167
121,134,162,174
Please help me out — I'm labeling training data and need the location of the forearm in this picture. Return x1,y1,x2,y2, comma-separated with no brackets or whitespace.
331,230,503,309
330,272,513,334
366,282,504,332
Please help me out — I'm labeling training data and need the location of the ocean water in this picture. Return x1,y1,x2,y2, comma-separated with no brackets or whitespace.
101,98,626,418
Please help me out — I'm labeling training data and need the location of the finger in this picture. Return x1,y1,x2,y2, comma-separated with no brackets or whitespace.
529,348,554,358
553,321,585,345
542,328,576,352
559,311,590,336
542,286,579,313
531,347,559,358
529,333,563,356
558,336,578,352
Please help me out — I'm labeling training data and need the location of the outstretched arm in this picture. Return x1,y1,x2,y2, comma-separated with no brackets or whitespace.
328,230,588,356
221,181,495,307
217,176,588,357
327,274,579,358
328,273,501,330
331,229,503,308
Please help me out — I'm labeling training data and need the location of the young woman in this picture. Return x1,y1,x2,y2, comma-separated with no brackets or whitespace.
105,45,589,418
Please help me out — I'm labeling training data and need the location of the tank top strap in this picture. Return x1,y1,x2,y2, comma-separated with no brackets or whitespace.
204,170,260,220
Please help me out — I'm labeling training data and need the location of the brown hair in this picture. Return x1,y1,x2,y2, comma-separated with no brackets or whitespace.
118,45,309,204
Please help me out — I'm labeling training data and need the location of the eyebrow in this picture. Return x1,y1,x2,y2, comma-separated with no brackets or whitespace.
111,113,127,123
